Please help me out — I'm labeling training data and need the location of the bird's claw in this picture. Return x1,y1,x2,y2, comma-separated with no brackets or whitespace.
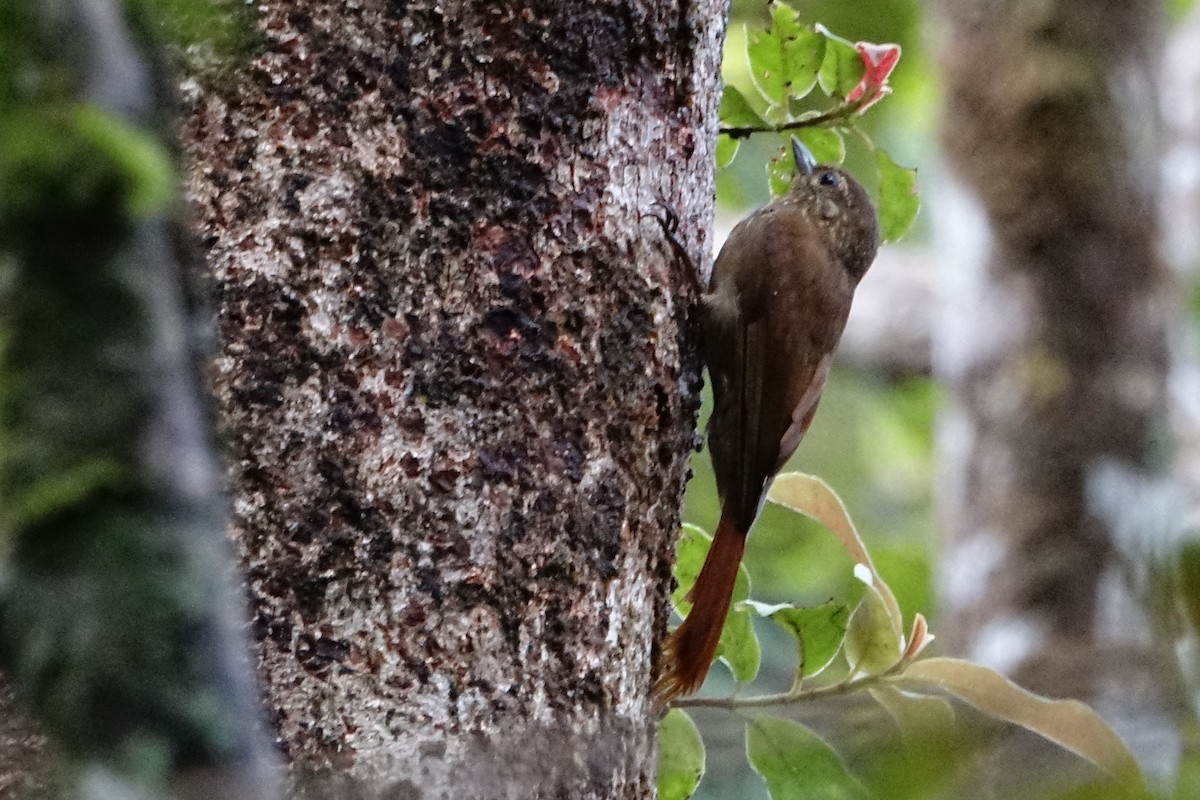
645,199,702,295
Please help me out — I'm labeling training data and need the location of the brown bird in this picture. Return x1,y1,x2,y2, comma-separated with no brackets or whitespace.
655,138,880,703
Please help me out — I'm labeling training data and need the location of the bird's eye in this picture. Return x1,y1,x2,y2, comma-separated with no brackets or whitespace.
818,171,839,187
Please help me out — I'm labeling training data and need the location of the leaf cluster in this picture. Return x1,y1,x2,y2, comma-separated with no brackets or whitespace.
658,475,1147,800
718,3,919,243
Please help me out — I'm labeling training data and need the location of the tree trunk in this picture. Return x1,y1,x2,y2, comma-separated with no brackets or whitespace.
183,1,725,796
934,0,1181,780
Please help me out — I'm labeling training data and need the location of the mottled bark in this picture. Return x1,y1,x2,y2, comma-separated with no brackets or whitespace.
183,1,724,797
935,0,1180,779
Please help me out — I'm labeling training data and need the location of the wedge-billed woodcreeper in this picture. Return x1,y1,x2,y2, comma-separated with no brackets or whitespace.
655,138,880,702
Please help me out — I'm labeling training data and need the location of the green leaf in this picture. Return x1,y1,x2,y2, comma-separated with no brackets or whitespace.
746,716,868,800
72,104,176,217
746,6,794,107
797,127,845,166
766,601,848,678
767,473,904,633
716,135,740,168
746,24,786,107
767,1,824,101
671,524,712,605
815,25,862,99
658,709,705,800
720,85,767,129
901,658,1145,783
746,4,824,107
868,685,955,737
717,602,761,683
767,149,793,198
844,573,903,675
781,28,825,101
874,149,919,242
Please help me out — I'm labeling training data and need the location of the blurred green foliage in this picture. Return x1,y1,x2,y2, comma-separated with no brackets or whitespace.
1168,0,1200,21
687,2,937,798
122,0,259,82
125,0,255,53
0,0,255,779
0,2,148,549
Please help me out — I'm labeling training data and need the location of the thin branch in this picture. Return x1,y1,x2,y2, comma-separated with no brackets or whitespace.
719,96,868,140
671,660,909,711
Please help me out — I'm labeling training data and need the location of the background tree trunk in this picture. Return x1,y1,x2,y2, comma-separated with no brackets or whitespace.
0,0,276,796
183,1,725,796
934,0,1183,781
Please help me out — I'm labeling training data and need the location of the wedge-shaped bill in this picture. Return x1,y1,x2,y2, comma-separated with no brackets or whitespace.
796,126,845,166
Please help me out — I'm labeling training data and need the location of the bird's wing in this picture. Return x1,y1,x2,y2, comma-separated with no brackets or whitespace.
702,211,845,532
774,352,832,473
735,317,766,528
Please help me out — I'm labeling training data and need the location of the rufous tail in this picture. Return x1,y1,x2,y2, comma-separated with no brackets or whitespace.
654,509,747,706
